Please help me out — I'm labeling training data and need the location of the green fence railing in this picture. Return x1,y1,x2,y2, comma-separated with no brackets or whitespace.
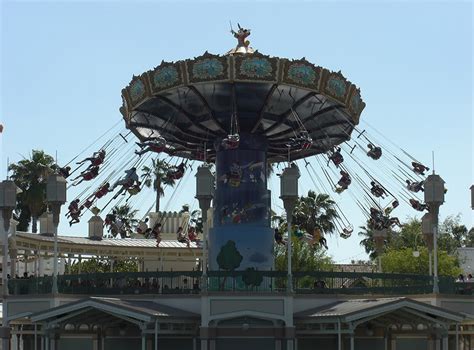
6,271,459,296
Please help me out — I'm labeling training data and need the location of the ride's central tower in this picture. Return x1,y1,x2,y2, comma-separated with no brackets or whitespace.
210,133,273,270
121,26,365,271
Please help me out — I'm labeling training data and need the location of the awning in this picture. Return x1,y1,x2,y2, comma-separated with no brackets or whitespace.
30,297,199,326
295,297,464,327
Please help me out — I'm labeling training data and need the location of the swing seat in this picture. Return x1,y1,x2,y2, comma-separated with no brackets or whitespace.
222,138,240,150
168,171,184,180
150,145,166,153
301,141,312,150
127,186,140,195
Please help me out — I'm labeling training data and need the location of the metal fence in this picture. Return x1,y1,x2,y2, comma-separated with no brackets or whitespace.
7,271,458,296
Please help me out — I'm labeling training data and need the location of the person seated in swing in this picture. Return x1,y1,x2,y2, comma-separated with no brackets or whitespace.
370,181,387,198
136,218,149,236
84,182,111,208
328,147,344,167
406,180,424,192
66,199,82,226
59,166,71,178
127,181,141,196
188,226,198,243
369,207,384,222
77,149,106,168
384,200,399,215
367,144,382,160
112,167,139,191
312,228,328,249
288,131,313,151
335,171,351,193
135,136,167,156
274,228,285,245
410,198,429,212
221,134,240,150
167,163,186,180
340,226,353,238
412,162,429,175
176,226,188,244
72,165,100,185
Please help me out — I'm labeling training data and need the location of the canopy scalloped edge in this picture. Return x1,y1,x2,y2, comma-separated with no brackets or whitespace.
120,51,365,125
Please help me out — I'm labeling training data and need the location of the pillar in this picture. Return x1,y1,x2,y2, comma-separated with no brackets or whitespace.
209,133,273,271
24,253,28,276
442,332,448,350
285,327,295,350
10,248,17,277
38,253,44,277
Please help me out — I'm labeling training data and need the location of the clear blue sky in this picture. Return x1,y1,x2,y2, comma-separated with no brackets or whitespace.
1,1,472,263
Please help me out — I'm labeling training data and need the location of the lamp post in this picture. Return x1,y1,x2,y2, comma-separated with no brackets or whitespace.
0,180,20,350
279,164,300,293
195,165,214,291
46,174,67,294
422,213,434,276
424,173,445,294
470,185,473,210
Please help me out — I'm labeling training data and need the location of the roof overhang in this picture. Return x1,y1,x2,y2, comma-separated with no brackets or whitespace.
295,297,465,326
30,297,199,325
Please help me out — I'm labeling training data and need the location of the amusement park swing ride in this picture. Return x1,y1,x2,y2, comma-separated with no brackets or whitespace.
59,25,431,270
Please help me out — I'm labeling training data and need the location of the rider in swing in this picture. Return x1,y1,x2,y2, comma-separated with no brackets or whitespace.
77,149,106,169
135,136,167,156
71,166,100,185
167,163,186,180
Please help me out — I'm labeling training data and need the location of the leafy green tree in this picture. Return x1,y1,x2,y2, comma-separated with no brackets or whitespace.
217,240,242,271
179,204,203,234
67,258,138,274
8,150,57,232
292,191,339,235
275,236,333,272
141,159,176,212
381,247,461,277
107,204,139,238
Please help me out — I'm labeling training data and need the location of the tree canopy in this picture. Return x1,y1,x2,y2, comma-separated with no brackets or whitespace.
8,150,57,232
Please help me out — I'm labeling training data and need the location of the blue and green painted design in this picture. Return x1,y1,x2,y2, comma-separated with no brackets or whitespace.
152,66,179,89
326,76,347,98
239,57,272,78
192,58,224,80
287,64,317,86
129,79,146,102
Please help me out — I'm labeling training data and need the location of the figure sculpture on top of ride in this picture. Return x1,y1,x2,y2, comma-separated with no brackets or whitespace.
231,23,251,50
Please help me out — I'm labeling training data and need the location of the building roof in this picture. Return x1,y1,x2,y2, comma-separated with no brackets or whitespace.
295,297,465,324
30,297,199,324
14,232,202,259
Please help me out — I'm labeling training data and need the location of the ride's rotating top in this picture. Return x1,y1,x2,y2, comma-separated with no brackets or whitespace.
120,26,365,164
120,26,365,272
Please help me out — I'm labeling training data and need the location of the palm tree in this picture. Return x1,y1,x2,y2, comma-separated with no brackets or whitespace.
141,159,176,212
292,191,339,236
111,204,139,238
8,150,57,233
358,225,377,260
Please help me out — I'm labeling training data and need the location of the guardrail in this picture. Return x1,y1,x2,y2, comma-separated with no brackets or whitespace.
6,271,458,296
